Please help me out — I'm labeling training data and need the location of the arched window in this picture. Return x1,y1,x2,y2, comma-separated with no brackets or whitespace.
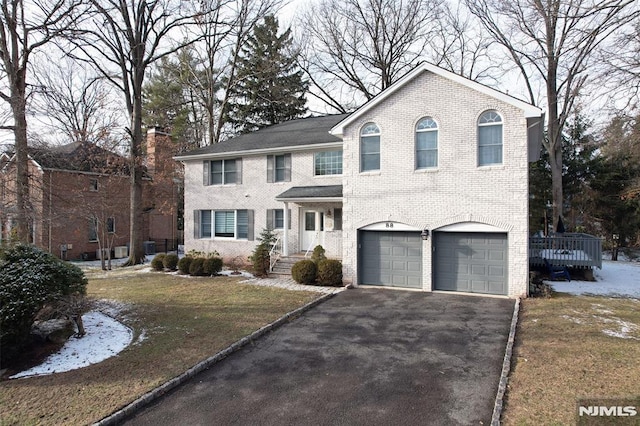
478,110,503,166
360,123,380,172
416,117,438,169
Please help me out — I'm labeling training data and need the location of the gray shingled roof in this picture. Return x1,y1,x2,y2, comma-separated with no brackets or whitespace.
178,114,349,157
27,141,129,173
276,185,343,200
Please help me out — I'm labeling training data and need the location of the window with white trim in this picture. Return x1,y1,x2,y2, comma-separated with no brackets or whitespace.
478,111,503,166
314,150,343,175
195,209,253,240
360,123,380,172
415,117,438,169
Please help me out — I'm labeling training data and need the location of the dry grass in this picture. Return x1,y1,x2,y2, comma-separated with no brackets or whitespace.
0,270,320,426
502,293,640,425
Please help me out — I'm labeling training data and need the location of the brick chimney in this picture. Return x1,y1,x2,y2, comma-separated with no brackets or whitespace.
146,127,172,175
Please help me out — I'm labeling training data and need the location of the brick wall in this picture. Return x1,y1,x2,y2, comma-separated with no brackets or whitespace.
340,70,531,297
183,150,343,260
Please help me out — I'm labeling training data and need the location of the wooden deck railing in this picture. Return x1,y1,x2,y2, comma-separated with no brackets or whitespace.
529,233,602,269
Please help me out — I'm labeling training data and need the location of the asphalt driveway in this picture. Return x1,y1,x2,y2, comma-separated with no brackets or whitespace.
124,289,514,426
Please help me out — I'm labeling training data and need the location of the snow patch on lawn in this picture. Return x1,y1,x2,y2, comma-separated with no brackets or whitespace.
10,311,133,379
550,260,640,298
552,262,640,339
595,316,639,340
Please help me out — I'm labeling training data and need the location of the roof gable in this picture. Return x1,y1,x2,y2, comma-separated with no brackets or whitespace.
330,62,543,136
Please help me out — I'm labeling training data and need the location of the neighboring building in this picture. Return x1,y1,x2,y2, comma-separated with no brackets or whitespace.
177,62,544,297
0,129,182,260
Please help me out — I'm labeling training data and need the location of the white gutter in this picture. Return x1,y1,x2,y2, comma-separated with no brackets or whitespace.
174,141,343,162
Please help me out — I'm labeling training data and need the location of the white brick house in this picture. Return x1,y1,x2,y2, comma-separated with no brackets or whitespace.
177,63,543,297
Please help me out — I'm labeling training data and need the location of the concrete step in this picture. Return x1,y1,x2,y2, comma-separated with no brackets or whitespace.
269,255,309,277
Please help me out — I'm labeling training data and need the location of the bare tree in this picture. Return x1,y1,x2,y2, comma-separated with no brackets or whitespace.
297,0,444,112
603,20,640,109
465,0,640,228
183,0,280,144
69,0,199,264
32,57,122,146
427,1,503,84
0,0,84,243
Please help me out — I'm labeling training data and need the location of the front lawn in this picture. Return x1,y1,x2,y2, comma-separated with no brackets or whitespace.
502,294,640,424
0,270,320,425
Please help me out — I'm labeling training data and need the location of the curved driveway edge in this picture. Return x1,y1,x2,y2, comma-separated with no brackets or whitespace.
93,292,338,426
123,290,515,425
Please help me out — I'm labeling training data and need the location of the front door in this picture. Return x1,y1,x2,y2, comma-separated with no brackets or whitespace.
301,210,324,253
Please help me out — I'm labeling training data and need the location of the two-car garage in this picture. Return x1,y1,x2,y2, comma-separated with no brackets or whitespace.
358,229,508,296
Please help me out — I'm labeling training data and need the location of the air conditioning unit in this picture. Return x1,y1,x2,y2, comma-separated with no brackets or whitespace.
114,246,128,258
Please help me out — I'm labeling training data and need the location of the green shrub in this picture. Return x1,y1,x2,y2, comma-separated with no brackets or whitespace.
250,228,277,277
291,259,317,285
177,256,193,274
311,245,326,264
151,253,166,271
0,245,88,365
203,257,223,275
163,253,179,271
317,259,343,286
189,257,207,276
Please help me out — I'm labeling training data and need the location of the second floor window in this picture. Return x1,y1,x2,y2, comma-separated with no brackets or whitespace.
267,154,291,182
360,123,380,172
203,159,242,185
478,110,503,166
416,117,438,169
314,150,343,175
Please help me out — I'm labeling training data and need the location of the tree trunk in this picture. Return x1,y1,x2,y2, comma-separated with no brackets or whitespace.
73,314,86,337
12,72,31,243
126,76,146,265
546,45,563,230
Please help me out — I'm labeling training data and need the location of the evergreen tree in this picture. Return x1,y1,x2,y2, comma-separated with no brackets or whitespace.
529,114,600,234
143,50,205,151
589,113,640,245
226,15,308,134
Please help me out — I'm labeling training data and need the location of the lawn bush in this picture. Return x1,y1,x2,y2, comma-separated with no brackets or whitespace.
250,228,277,277
189,257,207,276
0,245,87,365
311,245,326,264
163,253,179,271
177,256,193,274
291,259,317,285
203,257,223,275
151,254,166,271
317,259,343,286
